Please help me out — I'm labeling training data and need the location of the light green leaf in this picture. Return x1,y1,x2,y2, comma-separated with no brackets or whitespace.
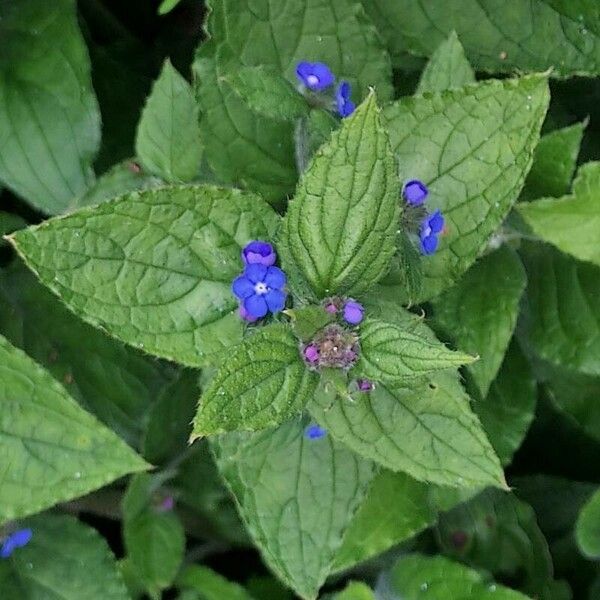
334,582,374,600
518,162,600,267
136,60,203,183
193,0,392,203
416,31,475,94
226,66,309,122
360,0,600,77
333,470,436,571
382,74,549,302
10,185,279,367
521,122,585,200
0,334,148,523
178,566,256,600
0,263,174,446
193,324,317,436
281,93,399,299
0,514,129,599
384,554,531,600
520,242,600,376
158,0,183,15
474,340,536,466
576,489,600,559
0,0,100,214
355,317,474,385
431,246,527,397
211,417,375,600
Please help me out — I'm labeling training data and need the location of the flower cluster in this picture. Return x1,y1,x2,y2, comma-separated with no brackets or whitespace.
402,179,446,255
296,61,355,118
232,241,288,321
1,528,32,559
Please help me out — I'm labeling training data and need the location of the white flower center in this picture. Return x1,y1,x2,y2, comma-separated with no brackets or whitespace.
254,282,268,295
306,74,319,87
422,226,432,238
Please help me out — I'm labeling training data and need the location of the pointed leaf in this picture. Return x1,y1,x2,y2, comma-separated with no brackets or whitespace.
0,334,148,523
212,418,375,599
382,75,549,302
576,488,600,559
9,185,279,367
281,93,399,299
136,60,203,183
193,324,317,436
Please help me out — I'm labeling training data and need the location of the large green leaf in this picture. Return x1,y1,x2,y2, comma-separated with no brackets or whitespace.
520,242,600,376
383,554,530,600
360,0,600,76
0,0,100,214
177,566,256,600
135,60,203,183
0,334,148,523
0,514,129,599
416,31,475,94
280,93,399,299
518,162,600,267
381,75,549,302
212,417,375,600
193,0,392,203
10,185,279,367
193,325,317,436
576,488,600,559
355,317,474,385
0,263,174,446
432,246,527,397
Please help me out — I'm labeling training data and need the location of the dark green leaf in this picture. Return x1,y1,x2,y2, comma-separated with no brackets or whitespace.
577,489,600,559
178,565,256,600
288,305,335,342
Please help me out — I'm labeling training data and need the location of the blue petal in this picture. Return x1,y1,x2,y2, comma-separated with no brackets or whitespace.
265,289,286,313
264,266,287,289
244,263,268,284
403,180,428,206
428,210,445,234
242,240,276,266
232,275,254,299
304,424,327,440
420,234,439,255
244,294,268,318
296,61,334,90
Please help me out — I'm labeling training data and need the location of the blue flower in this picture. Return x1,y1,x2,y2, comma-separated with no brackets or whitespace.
304,424,327,440
241,240,276,266
296,61,335,91
419,210,445,255
335,81,355,117
232,264,287,319
343,300,364,325
403,179,429,206
1,528,32,559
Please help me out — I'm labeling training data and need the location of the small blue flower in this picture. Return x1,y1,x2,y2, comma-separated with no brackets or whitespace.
232,263,287,319
241,240,276,266
335,81,355,117
305,424,327,440
1,528,32,559
343,300,364,325
403,180,429,206
296,61,335,91
419,210,445,255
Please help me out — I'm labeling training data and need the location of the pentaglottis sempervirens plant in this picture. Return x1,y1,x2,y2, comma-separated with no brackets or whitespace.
2,1,600,599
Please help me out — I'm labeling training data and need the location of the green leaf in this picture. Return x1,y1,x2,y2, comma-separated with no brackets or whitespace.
0,334,148,523
288,305,335,342
211,417,375,600
0,0,100,214
474,340,536,466
517,162,600,267
158,0,183,15
193,0,392,203
521,122,585,200
0,212,26,241
334,582,374,600
360,0,600,77
577,489,600,559
355,317,475,385
416,31,475,94
193,324,317,436
226,66,309,122
431,246,527,397
10,185,279,367
135,60,203,183
0,263,174,446
281,93,399,299
520,242,600,376
384,554,531,600
0,514,129,599
333,470,436,571
382,74,549,302
178,566,256,600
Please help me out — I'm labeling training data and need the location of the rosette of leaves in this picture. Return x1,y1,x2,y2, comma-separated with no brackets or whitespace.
8,64,549,596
